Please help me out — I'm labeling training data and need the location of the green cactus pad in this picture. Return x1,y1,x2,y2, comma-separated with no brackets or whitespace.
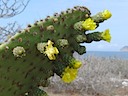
0,6,111,96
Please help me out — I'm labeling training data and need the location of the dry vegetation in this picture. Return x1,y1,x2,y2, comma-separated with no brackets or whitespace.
41,52,128,96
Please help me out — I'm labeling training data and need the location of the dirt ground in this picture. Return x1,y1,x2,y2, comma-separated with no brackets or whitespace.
47,92,81,96
45,87,128,96
46,90,90,96
45,88,106,96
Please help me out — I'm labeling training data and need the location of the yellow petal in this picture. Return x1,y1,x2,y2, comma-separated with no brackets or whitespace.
102,10,112,20
101,29,111,42
54,47,59,54
62,73,71,83
73,60,82,69
62,67,78,83
70,58,82,69
47,54,56,60
47,40,53,45
44,40,59,60
82,18,97,30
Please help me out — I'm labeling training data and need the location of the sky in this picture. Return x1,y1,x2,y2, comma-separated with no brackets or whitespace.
1,0,128,51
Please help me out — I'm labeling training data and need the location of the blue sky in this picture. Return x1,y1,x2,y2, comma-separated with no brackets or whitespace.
1,0,128,51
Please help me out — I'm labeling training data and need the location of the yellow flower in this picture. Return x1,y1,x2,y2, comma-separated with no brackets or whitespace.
101,29,111,42
102,10,112,20
70,59,82,69
61,66,78,83
82,18,97,30
47,40,53,45
73,60,82,69
44,40,59,60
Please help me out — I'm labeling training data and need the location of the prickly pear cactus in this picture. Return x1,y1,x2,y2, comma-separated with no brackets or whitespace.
0,6,112,96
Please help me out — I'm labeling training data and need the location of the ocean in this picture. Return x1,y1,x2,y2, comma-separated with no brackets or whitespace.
83,51,128,60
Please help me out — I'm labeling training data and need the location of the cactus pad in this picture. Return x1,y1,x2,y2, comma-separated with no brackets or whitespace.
0,6,112,96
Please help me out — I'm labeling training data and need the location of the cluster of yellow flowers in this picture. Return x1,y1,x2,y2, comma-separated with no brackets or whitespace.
61,59,82,83
82,9,112,42
82,10,111,31
44,40,59,60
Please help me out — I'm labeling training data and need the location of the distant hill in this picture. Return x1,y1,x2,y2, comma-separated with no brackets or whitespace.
120,46,128,51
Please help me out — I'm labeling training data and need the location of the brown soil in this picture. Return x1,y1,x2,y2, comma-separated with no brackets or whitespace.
45,87,128,96
45,89,106,96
